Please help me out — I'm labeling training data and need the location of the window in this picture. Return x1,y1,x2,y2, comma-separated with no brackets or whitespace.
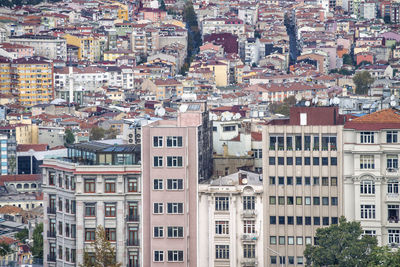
331,177,337,186
388,181,399,194
154,251,164,262
305,236,312,245
322,157,329,165
296,177,302,185
278,197,285,205
269,176,275,185
288,236,294,245
279,216,285,224
360,155,375,169
389,229,400,244
223,125,236,132
278,157,284,165
360,180,375,194
296,157,302,165
361,204,376,219
153,203,163,214
305,217,311,225
322,177,329,186
167,203,183,214
270,196,276,204
278,177,284,185
297,256,304,265
215,221,229,235
332,217,338,224
297,236,303,245
59,221,63,235
271,256,277,264
167,226,183,238
166,156,183,167
167,179,183,190
85,228,95,241
85,203,95,217
49,172,55,185
105,228,116,241
289,256,295,264
314,217,320,225
215,245,229,259
252,149,262,159
297,216,303,225
387,155,398,169
59,245,63,260
313,197,320,205
58,198,62,211
305,197,311,205
153,156,163,167
153,179,163,190
323,217,329,225
153,136,163,147
280,256,286,265
287,216,294,225
154,226,164,238
313,157,319,165
168,250,184,262
65,247,70,262
305,157,311,165
84,179,95,193
363,230,376,237
286,136,293,150
244,220,255,234
305,177,311,185
270,216,276,224
105,179,116,193
361,132,374,143
287,197,294,205
279,236,285,245
243,244,255,258
243,196,255,210
387,131,398,143
105,203,116,217
287,157,293,165
331,197,338,206
215,197,229,211
287,176,293,185
331,157,337,166
270,236,277,244
313,177,319,185
269,157,275,165
128,178,138,192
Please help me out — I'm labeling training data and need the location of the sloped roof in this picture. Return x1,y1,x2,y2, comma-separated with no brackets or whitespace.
344,108,400,130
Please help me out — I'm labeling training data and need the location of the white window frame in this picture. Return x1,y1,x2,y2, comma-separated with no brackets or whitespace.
167,226,184,238
360,155,375,169
388,181,399,194
153,136,163,147
361,204,376,219
215,245,229,259
387,155,398,169
166,136,183,147
243,220,255,234
153,203,163,214
153,156,163,167
215,221,229,235
166,156,183,167
360,132,375,144
215,197,229,211
167,250,183,262
360,180,375,194
153,179,163,190
167,203,183,214
389,229,400,244
167,179,183,190
387,131,398,143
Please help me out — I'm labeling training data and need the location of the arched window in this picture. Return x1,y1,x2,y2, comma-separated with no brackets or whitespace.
16,184,22,189
31,184,37,188
24,184,29,189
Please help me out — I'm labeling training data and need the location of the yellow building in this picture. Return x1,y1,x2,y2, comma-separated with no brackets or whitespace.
16,124,38,144
0,57,11,94
103,50,133,61
190,60,229,87
11,57,53,106
63,34,101,62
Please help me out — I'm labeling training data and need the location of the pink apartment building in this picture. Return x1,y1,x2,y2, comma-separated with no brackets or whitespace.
142,102,212,266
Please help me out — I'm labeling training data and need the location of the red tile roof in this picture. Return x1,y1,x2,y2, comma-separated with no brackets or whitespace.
0,174,41,186
17,144,48,152
251,132,262,141
345,108,400,130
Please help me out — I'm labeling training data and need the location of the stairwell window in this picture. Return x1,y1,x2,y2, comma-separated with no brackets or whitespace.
360,132,375,144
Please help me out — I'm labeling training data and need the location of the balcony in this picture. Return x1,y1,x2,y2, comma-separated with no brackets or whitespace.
242,234,258,241
47,207,56,215
241,258,257,266
47,254,56,262
126,239,140,247
386,168,399,177
126,215,140,222
47,231,56,238
241,210,257,218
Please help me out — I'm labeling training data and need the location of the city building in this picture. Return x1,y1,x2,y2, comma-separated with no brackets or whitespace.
0,134,7,175
198,170,264,266
262,106,344,266
141,102,212,266
343,108,400,247
41,141,142,267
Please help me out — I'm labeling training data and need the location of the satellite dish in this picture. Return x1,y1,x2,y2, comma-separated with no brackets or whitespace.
179,104,188,113
329,98,333,106
234,113,241,120
391,95,395,101
158,107,165,116
305,101,310,107
333,97,340,105
295,94,302,102
221,116,226,121
391,100,397,107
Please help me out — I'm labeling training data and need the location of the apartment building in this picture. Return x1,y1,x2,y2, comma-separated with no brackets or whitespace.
63,34,101,62
0,134,7,175
11,57,54,106
42,141,142,267
262,106,344,266
343,108,400,247
8,35,67,61
141,102,212,266
131,25,159,56
198,171,264,267
0,56,11,94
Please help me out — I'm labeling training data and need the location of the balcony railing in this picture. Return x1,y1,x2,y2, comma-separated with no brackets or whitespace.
126,215,140,222
47,254,56,262
241,234,258,241
47,231,56,238
242,210,257,218
47,207,56,214
126,238,140,246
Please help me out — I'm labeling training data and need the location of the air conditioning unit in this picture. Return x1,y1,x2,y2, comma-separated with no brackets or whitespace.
128,133,133,138
128,139,133,143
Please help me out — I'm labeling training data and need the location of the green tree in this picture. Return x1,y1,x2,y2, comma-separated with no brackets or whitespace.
269,96,296,116
90,127,105,141
343,54,354,66
15,228,28,243
105,128,119,139
8,155,16,175
353,71,375,95
368,246,400,266
159,0,166,11
80,225,122,267
304,217,378,267
183,1,202,73
64,128,75,145
32,223,43,260
0,242,11,256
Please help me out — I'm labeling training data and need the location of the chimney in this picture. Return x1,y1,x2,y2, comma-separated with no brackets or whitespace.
223,143,228,157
